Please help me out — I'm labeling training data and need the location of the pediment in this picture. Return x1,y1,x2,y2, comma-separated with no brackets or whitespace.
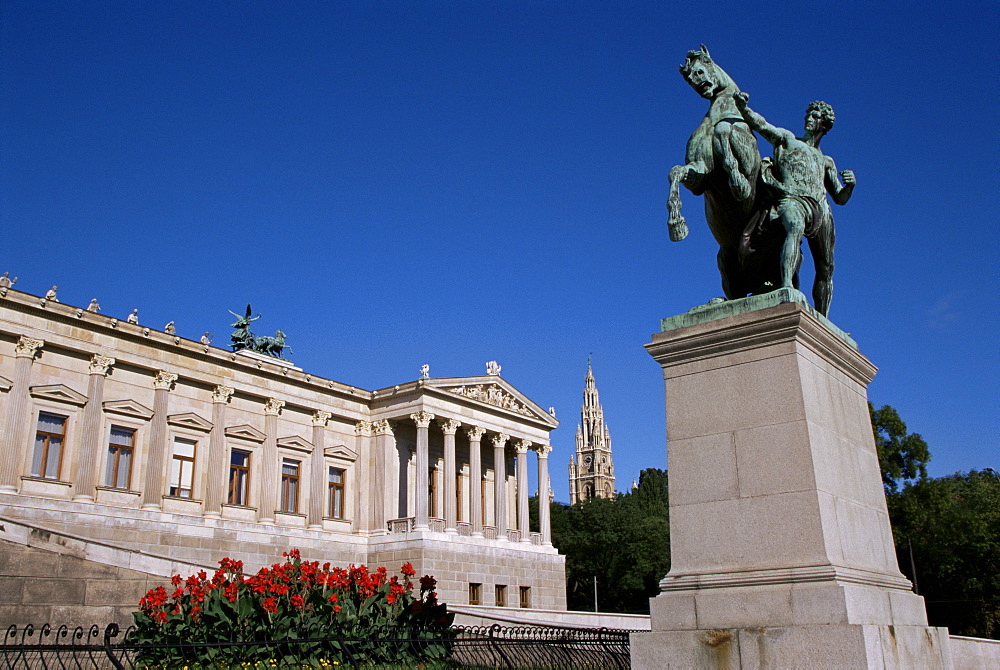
277,435,313,453
103,399,154,420
225,424,266,442
167,412,213,432
0,375,12,392
324,445,359,461
30,384,88,407
424,376,559,428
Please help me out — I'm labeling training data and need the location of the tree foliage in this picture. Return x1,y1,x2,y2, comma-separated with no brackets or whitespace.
546,468,670,613
887,470,1000,639
870,402,930,492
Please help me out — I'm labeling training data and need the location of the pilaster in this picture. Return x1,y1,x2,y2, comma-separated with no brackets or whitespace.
308,410,331,528
0,336,43,491
203,385,234,517
355,420,374,533
257,398,284,523
141,371,177,509
371,419,394,535
536,444,553,545
72,354,116,501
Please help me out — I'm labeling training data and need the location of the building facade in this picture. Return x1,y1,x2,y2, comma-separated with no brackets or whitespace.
0,286,565,612
568,361,616,504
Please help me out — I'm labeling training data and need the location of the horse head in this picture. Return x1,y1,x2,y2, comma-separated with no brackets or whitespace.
679,44,737,101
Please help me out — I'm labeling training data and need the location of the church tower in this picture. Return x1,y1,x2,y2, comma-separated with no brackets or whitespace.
568,359,616,504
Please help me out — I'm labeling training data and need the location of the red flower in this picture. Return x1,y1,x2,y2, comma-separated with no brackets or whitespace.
400,563,416,577
290,594,305,610
419,575,436,591
262,597,278,613
171,574,182,586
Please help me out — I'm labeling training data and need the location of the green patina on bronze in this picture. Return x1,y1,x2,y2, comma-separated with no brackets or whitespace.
229,304,293,359
659,287,857,349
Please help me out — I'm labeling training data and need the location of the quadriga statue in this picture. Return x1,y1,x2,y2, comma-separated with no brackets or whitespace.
667,45,782,300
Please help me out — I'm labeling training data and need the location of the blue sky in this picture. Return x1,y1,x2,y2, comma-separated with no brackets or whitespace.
2,1,997,503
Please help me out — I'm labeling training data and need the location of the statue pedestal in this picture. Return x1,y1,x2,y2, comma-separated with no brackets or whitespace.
632,290,950,668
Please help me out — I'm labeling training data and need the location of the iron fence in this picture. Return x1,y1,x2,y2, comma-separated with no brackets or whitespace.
1,622,631,669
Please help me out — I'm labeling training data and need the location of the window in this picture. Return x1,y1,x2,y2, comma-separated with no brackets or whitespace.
280,459,300,513
469,583,482,605
32,412,66,479
428,466,437,517
168,437,196,498
328,467,345,519
519,586,531,609
105,426,135,489
228,449,251,505
495,584,507,607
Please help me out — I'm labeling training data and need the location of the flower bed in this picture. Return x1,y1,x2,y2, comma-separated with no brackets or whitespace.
132,550,452,667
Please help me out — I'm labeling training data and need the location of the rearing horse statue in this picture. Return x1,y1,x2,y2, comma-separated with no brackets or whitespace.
667,45,779,299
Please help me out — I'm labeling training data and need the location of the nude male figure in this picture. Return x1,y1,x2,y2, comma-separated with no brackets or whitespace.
734,92,855,316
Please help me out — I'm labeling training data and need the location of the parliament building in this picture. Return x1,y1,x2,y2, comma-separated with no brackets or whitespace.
0,285,565,623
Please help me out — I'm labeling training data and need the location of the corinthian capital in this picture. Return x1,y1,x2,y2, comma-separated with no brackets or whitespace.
212,385,235,403
88,354,115,375
491,433,509,449
355,420,374,437
438,418,461,435
410,411,435,428
534,444,553,458
153,371,178,390
513,438,531,455
372,419,393,436
465,425,486,441
312,410,332,427
14,336,44,359
264,398,285,415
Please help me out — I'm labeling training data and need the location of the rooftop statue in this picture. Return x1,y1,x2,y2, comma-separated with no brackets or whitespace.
734,92,855,316
228,304,292,359
229,304,261,351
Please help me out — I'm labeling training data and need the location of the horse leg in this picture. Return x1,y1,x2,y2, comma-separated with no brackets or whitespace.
666,165,689,241
716,246,744,300
713,123,752,203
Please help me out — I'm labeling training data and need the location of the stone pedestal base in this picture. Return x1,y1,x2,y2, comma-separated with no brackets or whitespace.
638,291,950,668
631,624,952,669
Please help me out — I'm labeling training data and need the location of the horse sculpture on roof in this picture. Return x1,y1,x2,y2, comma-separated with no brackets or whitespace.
667,45,783,299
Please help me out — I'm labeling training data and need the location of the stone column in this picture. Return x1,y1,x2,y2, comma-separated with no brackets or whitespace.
73,354,116,501
466,425,485,537
492,433,509,540
355,420,373,533
536,444,553,545
142,371,177,509
0,336,43,491
439,418,461,533
257,398,284,523
203,385,234,518
308,410,331,528
410,411,435,531
514,439,531,542
371,419,393,535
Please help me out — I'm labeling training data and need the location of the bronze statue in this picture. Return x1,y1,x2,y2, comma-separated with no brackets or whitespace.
667,45,781,300
228,304,292,359
229,304,261,351
734,93,855,316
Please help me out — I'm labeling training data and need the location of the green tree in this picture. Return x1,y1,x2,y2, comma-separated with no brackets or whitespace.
870,402,931,493
887,470,1000,639
548,468,670,613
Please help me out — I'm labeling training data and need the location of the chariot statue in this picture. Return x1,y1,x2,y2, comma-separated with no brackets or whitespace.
228,304,292,359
